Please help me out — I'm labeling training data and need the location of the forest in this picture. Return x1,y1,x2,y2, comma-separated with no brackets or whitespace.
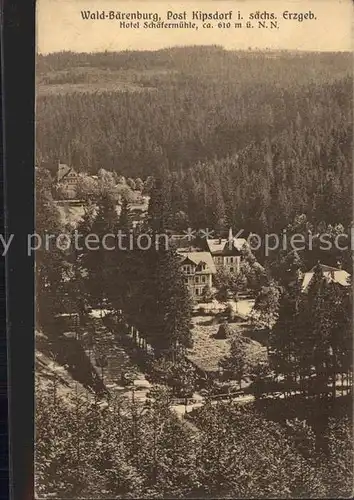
35,47,353,498
36,383,352,499
36,47,352,235
35,168,353,499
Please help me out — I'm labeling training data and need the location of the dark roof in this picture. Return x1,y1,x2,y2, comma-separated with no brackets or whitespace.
302,264,351,291
169,234,204,252
179,251,217,274
206,238,246,256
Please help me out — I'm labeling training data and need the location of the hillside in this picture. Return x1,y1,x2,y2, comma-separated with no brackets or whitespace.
36,47,352,234
35,330,100,404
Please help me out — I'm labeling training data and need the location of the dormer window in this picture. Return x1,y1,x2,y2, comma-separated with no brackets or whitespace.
197,262,206,272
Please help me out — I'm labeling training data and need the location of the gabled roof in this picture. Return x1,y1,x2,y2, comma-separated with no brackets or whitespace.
302,264,351,292
311,264,345,273
58,163,73,182
179,251,216,274
206,239,225,254
206,237,247,255
232,238,248,251
170,234,204,252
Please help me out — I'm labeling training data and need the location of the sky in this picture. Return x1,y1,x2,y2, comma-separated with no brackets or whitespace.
37,0,353,54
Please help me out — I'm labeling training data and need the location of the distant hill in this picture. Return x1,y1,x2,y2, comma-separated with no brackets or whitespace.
36,46,352,233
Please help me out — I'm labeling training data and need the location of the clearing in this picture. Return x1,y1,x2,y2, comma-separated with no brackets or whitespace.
187,315,267,374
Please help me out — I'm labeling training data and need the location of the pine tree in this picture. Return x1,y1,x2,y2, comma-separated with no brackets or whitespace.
36,168,68,326
269,265,352,400
147,177,172,233
268,283,302,397
137,246,193,355
252,283,281,331
117,197,130,232
79,194,120,309
220,333,249,389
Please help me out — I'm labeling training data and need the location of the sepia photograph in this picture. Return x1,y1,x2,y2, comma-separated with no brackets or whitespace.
35,0,353,497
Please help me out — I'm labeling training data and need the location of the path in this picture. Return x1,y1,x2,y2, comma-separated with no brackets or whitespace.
84,310,257,420
171,393,255,418
82,316,151,402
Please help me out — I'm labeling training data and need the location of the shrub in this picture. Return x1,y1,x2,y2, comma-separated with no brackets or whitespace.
215,321,233,339
225,303,235,321
201,285,214,303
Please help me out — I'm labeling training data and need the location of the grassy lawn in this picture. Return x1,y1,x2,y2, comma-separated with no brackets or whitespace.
187,316,266,374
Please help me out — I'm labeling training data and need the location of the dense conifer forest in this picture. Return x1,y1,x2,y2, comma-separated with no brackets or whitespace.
35,47,353,498
36,47,352,234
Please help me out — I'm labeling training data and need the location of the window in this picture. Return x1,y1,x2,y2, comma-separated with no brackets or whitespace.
201,276,206,283
195,288,200,295
230,267,234,273
195,277,199,284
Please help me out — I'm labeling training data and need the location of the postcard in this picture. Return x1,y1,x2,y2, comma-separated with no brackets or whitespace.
35,1,353,497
